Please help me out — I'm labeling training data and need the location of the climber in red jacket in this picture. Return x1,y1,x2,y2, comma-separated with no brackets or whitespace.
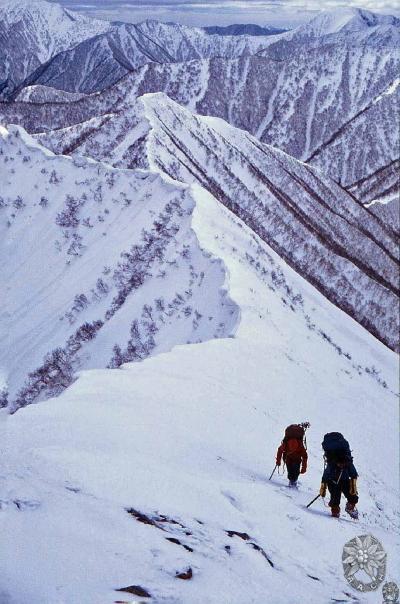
276,423,308,487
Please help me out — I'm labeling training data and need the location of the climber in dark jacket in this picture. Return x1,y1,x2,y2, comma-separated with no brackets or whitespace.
320,460,359,518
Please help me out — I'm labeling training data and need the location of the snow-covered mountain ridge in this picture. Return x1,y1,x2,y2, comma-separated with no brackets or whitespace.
0,0,284,101
26,93,400,351
1,152,398,603
283,7,399,39
203,23,287,36
11,6,399,101
2,90,398,392
0,0,111,99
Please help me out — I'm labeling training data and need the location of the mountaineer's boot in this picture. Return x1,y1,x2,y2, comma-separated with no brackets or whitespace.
345,501,359,520
330,505,340,518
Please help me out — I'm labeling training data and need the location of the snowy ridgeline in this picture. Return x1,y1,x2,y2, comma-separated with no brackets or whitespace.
0,0,111,100
33,94,400,351
5,43,400,204
1,173,399,603
0,0,280,101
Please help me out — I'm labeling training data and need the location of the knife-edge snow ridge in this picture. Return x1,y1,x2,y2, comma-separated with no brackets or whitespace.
28,93,399,351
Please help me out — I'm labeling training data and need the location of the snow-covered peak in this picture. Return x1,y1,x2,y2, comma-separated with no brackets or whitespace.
0,0,106,31
136,18,206,37
0,0,111,99
294,7,400,37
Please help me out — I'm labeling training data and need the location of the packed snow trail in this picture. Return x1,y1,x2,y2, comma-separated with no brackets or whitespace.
1,185,398,604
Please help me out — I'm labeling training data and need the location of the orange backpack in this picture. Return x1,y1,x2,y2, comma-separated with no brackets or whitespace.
282,423,309,461
285,438,303,460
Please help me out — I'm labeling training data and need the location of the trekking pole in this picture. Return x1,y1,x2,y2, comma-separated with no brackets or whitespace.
306,494,321,508
268,465,277,481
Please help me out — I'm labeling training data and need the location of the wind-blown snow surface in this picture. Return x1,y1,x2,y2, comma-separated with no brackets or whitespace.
1,184,399,604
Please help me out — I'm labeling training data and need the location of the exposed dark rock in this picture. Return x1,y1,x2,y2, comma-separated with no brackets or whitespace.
250,542,274,567
126,508,162,529
226,530,274,567
166,537,194,552
175,567,193,580
115,585,151,597
226,530,251,540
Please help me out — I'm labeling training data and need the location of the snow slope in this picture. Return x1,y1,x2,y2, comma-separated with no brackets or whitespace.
309,78,400,199
368,196,400,235
29,93,399,352
15,85,89,104
1,182,398,604
0,124,238,407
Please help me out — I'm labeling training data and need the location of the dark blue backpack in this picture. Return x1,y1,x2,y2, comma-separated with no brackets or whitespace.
322,432,352,465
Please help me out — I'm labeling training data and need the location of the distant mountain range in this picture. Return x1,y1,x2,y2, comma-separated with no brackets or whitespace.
203,24,287,36
2,5,398,204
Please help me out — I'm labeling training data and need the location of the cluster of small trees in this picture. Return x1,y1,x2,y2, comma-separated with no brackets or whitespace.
54,194,93,257
364,365,388,389
192,309,203,330
56,194,82,228
108,316,157,368
13,320,103,410
0,389,8,409
108,281,202,369
13,195,25,209
107,295,181,368
12,194,189,404
64,278,110,324
67,232,85,257
105,201,181,320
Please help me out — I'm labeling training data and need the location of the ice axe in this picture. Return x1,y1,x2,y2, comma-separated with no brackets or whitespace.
306,494,321,508
268,464,277,481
